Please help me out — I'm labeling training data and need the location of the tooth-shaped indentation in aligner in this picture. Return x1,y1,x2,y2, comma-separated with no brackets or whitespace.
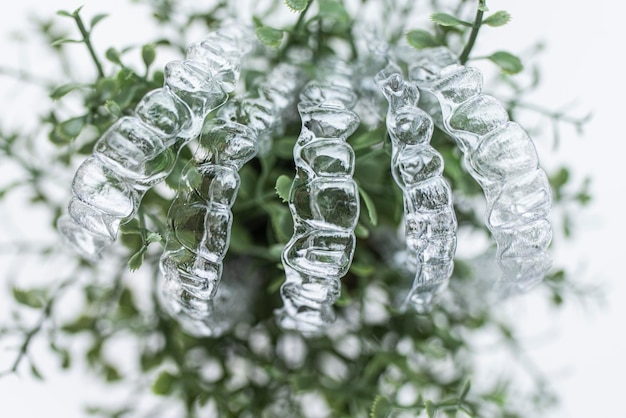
276,62,360,336
58,24,255,262
409,47,553,294
375,64,457,314
159,63,306,337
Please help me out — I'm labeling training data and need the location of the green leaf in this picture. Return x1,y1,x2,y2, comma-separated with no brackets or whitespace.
118,287,139,317
406,29,440,49
460,380,471,401
358,186,378,226
146,232,163,244
425,400,438,418
317,0,351,25
370,395,393,418
12,288,45,308
140,351,165,372
483,11,511,27
90,13,108,29
128,246,147,271
430,13,471,27
58,116,86,139
30,364,44,380
120,218,142,235
50,38,83,47
105,47,123,65
487,51,523,75
62,315,95,333
142,44,156,69
104,100,122,117
275,174,293,203
255,26,284,48
350,262,374,278
265,203,293,243
350,129,384,151
56,10,73,18
50,82,85,100
104,364,122,382
273,137,296,159
71,5,84,17
152,371,177,395
285,0,309,12
229,221,253,252
355,223,370,239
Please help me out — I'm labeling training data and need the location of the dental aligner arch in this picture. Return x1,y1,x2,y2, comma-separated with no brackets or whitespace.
409,47,552,294
57,24,254,261
159,63,306,337
375,65,457,313
276,62,361,335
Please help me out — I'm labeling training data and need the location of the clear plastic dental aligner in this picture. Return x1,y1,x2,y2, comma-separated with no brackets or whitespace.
57,24,254,261
409,47,553,294
275,62,361,335
375,65,457,314
159,63,306,337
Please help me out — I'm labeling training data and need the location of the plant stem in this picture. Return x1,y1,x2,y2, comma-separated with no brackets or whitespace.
73,12,105,78
458,2,484,64
278,0,313,60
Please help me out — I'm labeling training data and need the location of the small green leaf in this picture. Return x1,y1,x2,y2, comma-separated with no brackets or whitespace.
265,203,293,243
425,400,437,418
104,364,122,382
146,232,163,244
350,263,374,278
370,395,393,418
30,364,44,380
275,174,293,203
152,371,177,395
350,129,384,151
50,38,82,47
487,51,523,75
57,348,71,369
142,44,156,69
406,30,440,49
140,351,165,372
62,315,95,333
483,11,511,27
120,218,142,235
255,26,284,48
50,83,85,100
105,47,123,65
273,137,296,159
59,116,86,139
285,0,309,12
104,100,122,117
460,380,471,401
118,287,139,317
128,246,147,272
430,13,471,27
56,10,73,18
317,0,351,24
355,223,370,239
335,288,352,307
358,186,378,226
71,5,84,17
12,288,45,308
90,13,108,29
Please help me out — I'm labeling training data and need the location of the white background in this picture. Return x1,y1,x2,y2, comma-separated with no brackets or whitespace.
1,0,624,417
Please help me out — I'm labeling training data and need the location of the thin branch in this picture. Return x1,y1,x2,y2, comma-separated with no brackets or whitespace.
459,3,484,64
72,11,105,78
